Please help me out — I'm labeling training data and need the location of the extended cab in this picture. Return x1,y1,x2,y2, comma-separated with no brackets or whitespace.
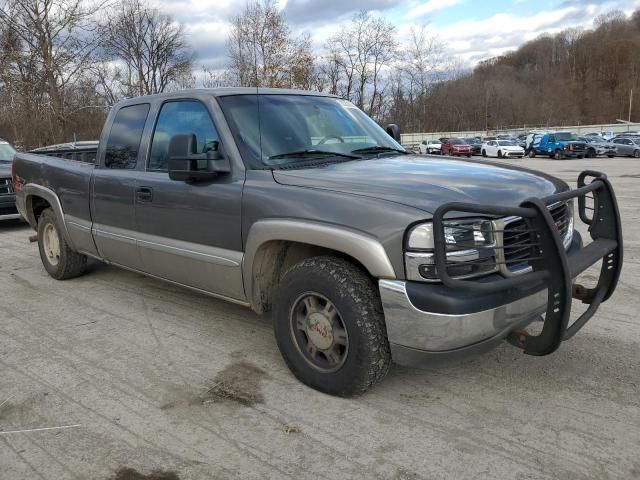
13,89,623,396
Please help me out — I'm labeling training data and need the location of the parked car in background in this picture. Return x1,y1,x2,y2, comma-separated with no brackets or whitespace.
0,138,20,221
481,139,525,159
528,132,587,159
578,136,616,158
441,137,472,157
418,139,441,154
611,136,640,157
463,137,482,155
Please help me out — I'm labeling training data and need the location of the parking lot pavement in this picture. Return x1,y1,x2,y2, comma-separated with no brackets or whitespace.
1,157,639,480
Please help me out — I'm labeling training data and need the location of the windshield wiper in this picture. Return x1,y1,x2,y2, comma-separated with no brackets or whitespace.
351,146,407,155
269,149,361,160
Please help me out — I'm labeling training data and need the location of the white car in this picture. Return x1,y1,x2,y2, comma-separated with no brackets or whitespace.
481,139,524,159
418,139,441,154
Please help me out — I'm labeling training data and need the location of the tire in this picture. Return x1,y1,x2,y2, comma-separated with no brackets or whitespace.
634,150,640,158
482,150,487,157
272,256,391,397
587,148,595,158
497,150,502,159
466,154,471,158
528,150,536,158
607,155,615,158
578,154,584,159
553,150,563,160
37,208,87,280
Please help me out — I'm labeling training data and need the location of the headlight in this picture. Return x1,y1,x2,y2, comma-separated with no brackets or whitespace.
406,218,497,281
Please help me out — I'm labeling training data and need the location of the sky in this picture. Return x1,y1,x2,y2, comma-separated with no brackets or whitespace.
157,0,640,71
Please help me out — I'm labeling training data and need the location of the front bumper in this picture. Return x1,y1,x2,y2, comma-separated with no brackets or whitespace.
380,279,548,364
382,171,622,365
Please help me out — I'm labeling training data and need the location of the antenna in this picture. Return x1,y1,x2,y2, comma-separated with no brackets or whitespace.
253,31,262,160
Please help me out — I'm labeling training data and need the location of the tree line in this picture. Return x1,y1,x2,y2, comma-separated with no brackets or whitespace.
1,0,638,150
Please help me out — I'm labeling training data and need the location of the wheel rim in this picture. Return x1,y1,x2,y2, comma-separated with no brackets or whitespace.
42,223,61,266
289,292,349,373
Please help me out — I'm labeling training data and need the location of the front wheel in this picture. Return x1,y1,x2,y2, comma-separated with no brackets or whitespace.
607,154,615,158
553,150,563,160
482,150,487,157
37,208,87,280
634,150,640,158
497,150,502,159
273,256,391,396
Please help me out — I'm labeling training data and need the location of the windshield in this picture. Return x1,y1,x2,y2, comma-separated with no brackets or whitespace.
497,140,516,146
451,138,466,145
555,132,578,141
218,94,404,167
0,142,16,162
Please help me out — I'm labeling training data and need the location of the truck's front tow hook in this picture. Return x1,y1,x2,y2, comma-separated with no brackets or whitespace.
506,328,530,349
572,283,596,304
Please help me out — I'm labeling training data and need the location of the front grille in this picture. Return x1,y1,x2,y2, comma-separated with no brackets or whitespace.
503,203,571,273
0,177,13,195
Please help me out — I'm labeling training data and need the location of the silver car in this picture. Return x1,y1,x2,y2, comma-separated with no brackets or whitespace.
611,137,640,158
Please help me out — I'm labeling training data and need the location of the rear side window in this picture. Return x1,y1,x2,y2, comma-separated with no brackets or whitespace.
148,101,220,171
105,104,150,169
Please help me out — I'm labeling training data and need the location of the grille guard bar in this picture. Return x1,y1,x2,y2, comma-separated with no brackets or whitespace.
431,170,623,356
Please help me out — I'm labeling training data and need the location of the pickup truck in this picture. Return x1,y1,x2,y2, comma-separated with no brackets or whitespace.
527,132,587,159
0,139,20,221
13,88,623,396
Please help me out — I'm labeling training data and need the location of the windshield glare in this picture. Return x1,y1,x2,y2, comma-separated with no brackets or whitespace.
0,143,16,162
218,95,404,166
498,140,516,146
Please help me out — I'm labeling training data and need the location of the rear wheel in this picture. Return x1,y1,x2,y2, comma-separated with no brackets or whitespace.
607,154,615,158
273,256,391,396
37,208,87,280
587,148,596,158
497,150,502,159
528,150,536,158
553,149,563,160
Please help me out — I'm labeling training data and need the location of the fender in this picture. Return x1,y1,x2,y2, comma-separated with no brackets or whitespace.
243,219,397,305
22,183,76,250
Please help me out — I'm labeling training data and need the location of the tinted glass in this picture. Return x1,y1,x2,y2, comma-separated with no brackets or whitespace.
451,138,464,145
149,101,219,171
105,104,150,169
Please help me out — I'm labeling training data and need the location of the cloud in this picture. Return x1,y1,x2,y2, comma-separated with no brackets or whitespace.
405,0,463,19
282,0,403,25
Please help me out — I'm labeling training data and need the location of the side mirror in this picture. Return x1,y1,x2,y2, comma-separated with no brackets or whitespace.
385,124,401,142
168,134,230,182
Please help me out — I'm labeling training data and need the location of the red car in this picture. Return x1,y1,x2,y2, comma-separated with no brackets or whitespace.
440,137,472,157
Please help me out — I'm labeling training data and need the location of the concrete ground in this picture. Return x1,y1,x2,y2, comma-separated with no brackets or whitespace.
1,157,639,480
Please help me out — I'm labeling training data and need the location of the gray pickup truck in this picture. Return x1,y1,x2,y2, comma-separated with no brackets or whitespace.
13,88,623,396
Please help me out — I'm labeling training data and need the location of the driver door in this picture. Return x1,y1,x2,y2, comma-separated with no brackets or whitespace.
133,99,245,301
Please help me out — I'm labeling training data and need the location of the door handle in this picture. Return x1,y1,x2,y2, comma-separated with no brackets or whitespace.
136,187,153,202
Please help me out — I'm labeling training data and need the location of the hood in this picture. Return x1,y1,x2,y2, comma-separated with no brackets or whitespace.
273,155,568,214
501,145,523,150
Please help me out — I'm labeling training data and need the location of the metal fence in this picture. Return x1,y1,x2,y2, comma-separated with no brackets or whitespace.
400,123,640,149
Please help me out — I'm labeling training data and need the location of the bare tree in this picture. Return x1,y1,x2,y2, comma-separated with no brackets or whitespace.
325,11,397,117
0,0,101,146
100,0,193,96
226,0,313,88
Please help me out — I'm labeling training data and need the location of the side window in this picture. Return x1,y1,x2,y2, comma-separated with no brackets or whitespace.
105,104,150,169
548,136,555,143
148,101,220,171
